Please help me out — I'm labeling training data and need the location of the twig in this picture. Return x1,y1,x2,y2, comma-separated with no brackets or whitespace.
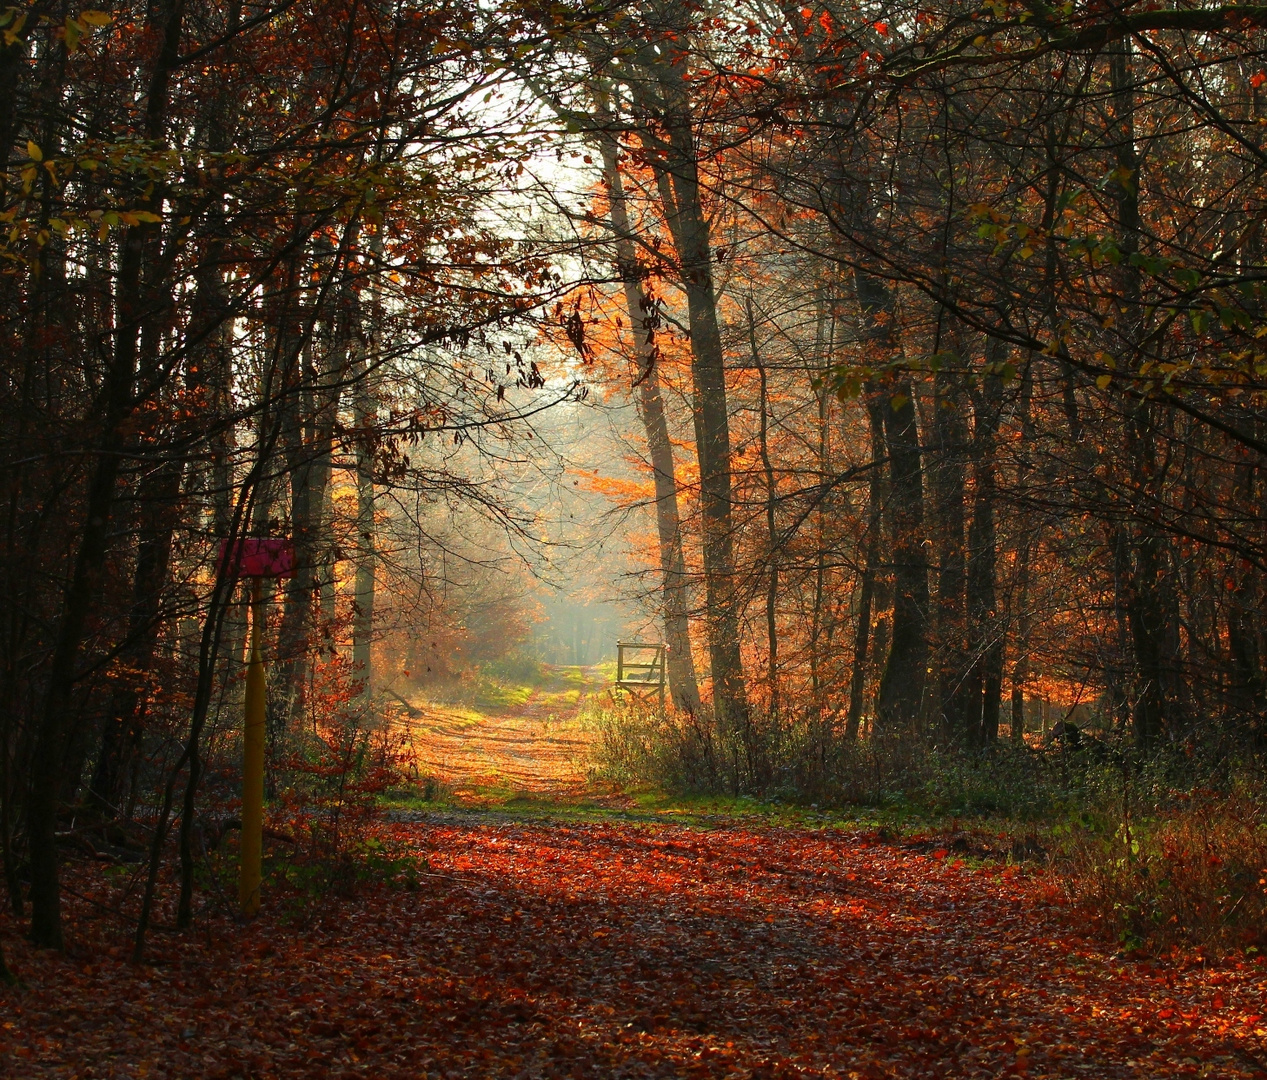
383,687,424,719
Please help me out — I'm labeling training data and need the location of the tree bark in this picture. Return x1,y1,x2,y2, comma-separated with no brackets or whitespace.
88,459,181,812
807,292,833,729
930,367,970,746
352,238,380,697
966,357,1005,747
1227,457,1264,719
846,396,887,741
1010,361,1036,746
853,270,928,733
750,301,780,720
598,133,701,712
635,55,749,728
1110,38,1181,750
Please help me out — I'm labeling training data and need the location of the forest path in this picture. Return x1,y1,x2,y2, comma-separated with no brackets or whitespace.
6,819,1265,1079
389,664,609,800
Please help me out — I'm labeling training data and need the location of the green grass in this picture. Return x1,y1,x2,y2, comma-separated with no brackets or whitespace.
552,665,591,686
415,661,608,715
536,688,581,709
383,778,921,832
473,680,536,709
391,663,971,834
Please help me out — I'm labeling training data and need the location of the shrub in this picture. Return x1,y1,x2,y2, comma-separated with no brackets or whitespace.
271,651,413,892
589,696,1092,817
588,698,724,792
1060,792,1267,955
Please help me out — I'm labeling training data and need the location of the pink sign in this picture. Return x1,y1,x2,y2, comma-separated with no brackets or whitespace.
218,537,295,579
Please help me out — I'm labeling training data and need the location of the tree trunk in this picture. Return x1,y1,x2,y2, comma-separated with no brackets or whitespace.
88,459,182,812
966,357,1005,747
1227,458,1264,719
1110,38,1181,750
27,0,185,948
854,270,928,734
28,379,132,950
265,249,312,753
598,133,700,712
930,367,970,747
747,297,780,719
846,396,887,741
352,241,380,697
637,58,749,728
807,291,833,729
1010,361,1035,746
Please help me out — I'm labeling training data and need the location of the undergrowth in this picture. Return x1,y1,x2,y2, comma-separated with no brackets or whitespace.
1061,793,1267,956
201,650,427,916
589,698,1267,956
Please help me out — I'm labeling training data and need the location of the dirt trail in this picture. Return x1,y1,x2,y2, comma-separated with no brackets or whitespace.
7,819,1265,1079
390,666,607,799
11,669,1262,1078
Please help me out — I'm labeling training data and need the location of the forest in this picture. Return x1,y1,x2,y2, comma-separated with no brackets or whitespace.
3,0,1267,1076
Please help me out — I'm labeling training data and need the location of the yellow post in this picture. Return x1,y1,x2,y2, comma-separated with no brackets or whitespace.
239,576,266,916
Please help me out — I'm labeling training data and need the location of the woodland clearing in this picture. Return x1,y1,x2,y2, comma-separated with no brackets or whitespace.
2,675,1266,1080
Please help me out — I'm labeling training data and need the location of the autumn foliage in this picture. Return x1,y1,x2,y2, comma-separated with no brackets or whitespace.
6,0,1267,1072
6,819,1267,1078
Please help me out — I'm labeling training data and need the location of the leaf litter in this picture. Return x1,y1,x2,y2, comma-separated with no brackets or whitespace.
2,819,1266,1078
